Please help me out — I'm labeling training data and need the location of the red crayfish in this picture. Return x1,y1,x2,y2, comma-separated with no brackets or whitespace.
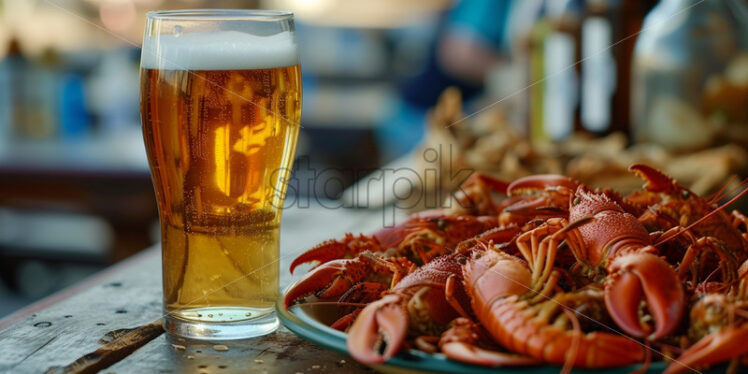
284,164,748,371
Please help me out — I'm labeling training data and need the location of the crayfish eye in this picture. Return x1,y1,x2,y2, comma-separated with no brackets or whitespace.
437,219,446,230
681,190,690,199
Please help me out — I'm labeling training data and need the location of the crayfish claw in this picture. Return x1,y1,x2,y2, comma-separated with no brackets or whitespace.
605,253,685,339
283,260,350,308
289,241,348,274
289,234,382,274
347,294,407,364
605,272,646,337
628,164,678,194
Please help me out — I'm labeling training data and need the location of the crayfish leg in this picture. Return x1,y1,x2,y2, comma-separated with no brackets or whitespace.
664,324,748,374
439,318,539,367
330,309,362,331
444,274,471,320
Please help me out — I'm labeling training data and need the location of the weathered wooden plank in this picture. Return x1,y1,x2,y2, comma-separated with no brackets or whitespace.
0,250,163,373
0,204,396,373
106,326,373,374
47,320,164,374
0,248,160,330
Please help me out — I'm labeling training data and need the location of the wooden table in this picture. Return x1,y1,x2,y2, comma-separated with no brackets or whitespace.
0,204,399,373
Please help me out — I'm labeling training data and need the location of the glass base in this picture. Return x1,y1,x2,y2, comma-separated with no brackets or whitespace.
163,307,279,340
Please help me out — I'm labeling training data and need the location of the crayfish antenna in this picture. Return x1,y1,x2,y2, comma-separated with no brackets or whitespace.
655,179,748,248
705,175,738,205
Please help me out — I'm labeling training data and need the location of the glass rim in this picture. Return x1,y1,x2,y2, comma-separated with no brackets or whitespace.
146,9,294,21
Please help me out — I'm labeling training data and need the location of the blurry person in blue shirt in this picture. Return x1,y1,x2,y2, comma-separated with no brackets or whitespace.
376,0,518,161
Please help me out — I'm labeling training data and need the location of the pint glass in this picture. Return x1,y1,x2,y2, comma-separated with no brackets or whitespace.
140,10,301,339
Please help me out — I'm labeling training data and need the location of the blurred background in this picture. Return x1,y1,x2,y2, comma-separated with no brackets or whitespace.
0,0,746,317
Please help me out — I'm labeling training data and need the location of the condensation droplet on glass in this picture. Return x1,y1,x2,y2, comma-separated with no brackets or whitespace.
174,25,183,37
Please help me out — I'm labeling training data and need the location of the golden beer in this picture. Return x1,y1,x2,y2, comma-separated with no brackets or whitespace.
141,66,300,322
140,11,301,338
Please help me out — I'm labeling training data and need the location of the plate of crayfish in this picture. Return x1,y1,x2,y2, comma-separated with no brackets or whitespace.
279,164,748,373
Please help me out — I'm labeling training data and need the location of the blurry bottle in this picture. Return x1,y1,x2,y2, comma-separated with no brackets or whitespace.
632,0,748,151
87,48,140,135
579,0,655,137
57,70,90,139
529,0,583,142
0,37,29,142
24,48,60,139
580,0,616,135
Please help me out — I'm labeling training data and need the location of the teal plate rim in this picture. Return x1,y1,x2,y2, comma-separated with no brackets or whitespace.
276,285,683,374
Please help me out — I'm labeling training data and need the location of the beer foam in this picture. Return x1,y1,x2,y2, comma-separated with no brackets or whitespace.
141,30,298,70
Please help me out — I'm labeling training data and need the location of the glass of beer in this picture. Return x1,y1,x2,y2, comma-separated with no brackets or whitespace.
140,9,301,339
